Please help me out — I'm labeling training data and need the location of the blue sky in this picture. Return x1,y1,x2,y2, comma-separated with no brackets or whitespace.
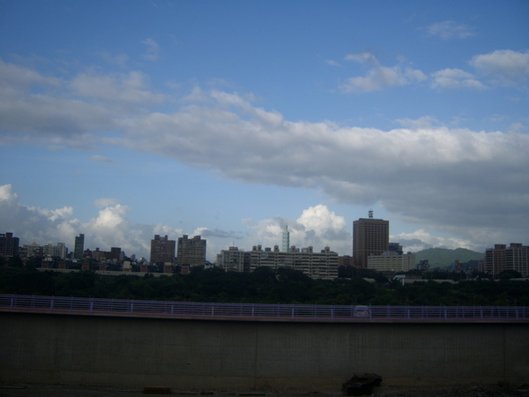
1,0,529,260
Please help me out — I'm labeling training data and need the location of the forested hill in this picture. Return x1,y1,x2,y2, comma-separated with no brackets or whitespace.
414,248,484,267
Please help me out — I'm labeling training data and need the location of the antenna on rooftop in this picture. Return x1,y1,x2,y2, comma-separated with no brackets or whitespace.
368,210,373,219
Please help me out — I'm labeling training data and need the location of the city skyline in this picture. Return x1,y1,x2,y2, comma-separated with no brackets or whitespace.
1,1,529,260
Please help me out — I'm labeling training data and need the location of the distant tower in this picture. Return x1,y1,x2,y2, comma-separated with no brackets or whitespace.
282,225,290,252
353,211,389,268
74,234,84,260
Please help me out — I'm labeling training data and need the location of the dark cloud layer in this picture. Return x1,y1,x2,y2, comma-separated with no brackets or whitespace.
1,58,529,251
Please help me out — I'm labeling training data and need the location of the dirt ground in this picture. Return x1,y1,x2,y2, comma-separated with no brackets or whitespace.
1,383,529,397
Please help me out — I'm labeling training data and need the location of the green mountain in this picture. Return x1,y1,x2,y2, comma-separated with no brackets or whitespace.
414,247,484,267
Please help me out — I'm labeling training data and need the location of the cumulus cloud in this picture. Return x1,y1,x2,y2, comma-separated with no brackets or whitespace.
0,184,80,245
471,49,529,85
431,68,485,90
426,20,475,40
244,205,351,254
392,229,475,253
297,205,346,237
341,52,426,92
0,185,164,258
27,206,74,222
0,184,18,203
0,185,349,258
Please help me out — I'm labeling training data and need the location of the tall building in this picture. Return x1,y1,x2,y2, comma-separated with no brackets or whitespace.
485,243,529,277
282,225,290,252
150,235,176,264
353,211,389,268
74,234,84,260
0,232,19,257
177,235,206,267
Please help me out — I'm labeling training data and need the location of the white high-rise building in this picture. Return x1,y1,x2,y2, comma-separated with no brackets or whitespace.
282,225,290,252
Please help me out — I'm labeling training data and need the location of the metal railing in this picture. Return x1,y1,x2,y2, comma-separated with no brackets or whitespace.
1,294,528,323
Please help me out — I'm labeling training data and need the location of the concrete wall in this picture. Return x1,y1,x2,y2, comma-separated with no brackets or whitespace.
1,312,528,391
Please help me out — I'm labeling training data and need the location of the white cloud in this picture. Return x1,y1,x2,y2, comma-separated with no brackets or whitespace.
392,229,475,253
0,59,59,91
342,65,427,92
70,71,164,104
99,51,129,67
244,204,351,254
471,49,529,84
0,184,18,203
345,52,379,65
325,59,341,67
90,154,112,163
341,53,426,92
297,205,346,237
426,20,475,39
94,198,120,208
88,204,127,230
141,38,160,61
28,206,74,222
0,184,80,245
0,185,152,258
431,68,485,90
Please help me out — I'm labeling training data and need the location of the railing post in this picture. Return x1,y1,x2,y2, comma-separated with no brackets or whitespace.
50,297,54,310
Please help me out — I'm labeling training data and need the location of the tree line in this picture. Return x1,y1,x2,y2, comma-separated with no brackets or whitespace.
1,264,528,306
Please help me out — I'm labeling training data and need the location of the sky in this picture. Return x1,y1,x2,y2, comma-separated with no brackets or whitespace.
1,0,529,260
